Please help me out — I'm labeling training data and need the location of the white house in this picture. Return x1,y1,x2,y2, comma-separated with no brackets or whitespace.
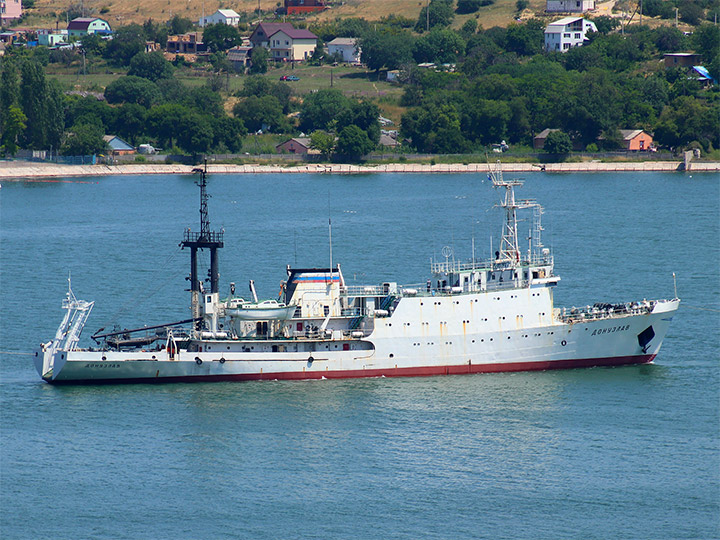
546,0,595,12
327,37,361,63
199,9,241,27
544,17,597,52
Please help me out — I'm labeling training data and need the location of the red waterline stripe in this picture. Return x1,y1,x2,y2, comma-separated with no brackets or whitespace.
47,354,656,385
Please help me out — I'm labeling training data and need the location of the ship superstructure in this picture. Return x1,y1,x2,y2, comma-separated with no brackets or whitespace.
34,165,679,384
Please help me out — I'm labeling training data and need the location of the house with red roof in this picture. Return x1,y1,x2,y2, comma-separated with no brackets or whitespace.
249,22,317,62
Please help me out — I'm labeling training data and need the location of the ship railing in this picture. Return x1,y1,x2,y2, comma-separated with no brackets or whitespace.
290,328,371,340
559,301,655,323
343,280,531,298
182,230,224,243
430,254,553,274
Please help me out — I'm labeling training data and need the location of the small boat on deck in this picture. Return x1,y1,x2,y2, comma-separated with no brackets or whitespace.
226,299,296,321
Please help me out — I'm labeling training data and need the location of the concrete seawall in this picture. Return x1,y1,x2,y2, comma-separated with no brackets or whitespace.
0,161,718,179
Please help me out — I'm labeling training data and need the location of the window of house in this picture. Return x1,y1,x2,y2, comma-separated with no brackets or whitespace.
575,33,581,39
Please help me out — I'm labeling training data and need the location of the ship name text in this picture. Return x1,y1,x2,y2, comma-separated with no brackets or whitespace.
591,325,630,336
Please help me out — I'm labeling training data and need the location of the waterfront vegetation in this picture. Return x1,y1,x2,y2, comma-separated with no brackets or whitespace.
0,0,719,162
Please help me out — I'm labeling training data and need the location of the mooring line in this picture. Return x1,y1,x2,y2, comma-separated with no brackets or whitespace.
682,305,720,313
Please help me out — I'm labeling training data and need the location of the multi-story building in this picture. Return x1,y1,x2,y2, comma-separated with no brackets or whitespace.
249,22,317,62
0,0,22,25
544,17,597,52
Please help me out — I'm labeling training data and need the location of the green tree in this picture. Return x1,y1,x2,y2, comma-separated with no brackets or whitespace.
147,103,191,148
249,47,269,74
680,1,704,25
337,101,381,144
232,95,289,133
156,77,189,102
460,19,478,37
211,115,247,152
589,16,619,34
1,106,27,156
61,123,108,156
20,60,49,149
692,24,720,63
310,130,336,158
240,76,293,112
457,0,488,15
185,86,225,117
46,79,65,153
128,51,174,81
113,103,147,145
143,18,169,45
299,89,352,132
461,99,512,145
654,96,720,151
104,24,146,65
543,130,572,155
400,103,469,153
80,32,105,56
336,17,372,38
105,76,162,108
169,15,194,35
65,95,116,132
0,60,20,136
335,124,374,160
202,23,241,52
416,0,455,32
652,26,684,52
175,112,213,154
505,19,544,56
412,28,466,64
360,30,415,72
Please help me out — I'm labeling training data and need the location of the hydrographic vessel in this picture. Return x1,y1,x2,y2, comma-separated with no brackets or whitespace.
34,165,679,384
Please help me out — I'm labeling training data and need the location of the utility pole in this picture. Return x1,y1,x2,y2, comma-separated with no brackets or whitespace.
675,7,679,27
426,0,430,32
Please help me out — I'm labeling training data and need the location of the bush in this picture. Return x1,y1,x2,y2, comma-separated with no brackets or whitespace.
543,130,572,155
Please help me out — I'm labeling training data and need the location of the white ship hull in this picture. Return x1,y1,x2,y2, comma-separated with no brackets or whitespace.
35,296,679,384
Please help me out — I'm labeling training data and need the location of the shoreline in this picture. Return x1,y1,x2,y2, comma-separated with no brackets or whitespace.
0,160,718,179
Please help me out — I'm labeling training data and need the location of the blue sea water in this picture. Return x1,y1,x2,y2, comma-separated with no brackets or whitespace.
0,171,718,539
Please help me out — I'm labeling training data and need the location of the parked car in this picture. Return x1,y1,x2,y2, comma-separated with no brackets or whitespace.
279,75,300,81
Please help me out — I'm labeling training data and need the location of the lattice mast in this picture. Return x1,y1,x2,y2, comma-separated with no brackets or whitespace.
488,162,538,266
181,162,224,322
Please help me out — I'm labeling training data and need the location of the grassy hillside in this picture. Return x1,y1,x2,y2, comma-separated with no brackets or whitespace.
26,0,548,29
